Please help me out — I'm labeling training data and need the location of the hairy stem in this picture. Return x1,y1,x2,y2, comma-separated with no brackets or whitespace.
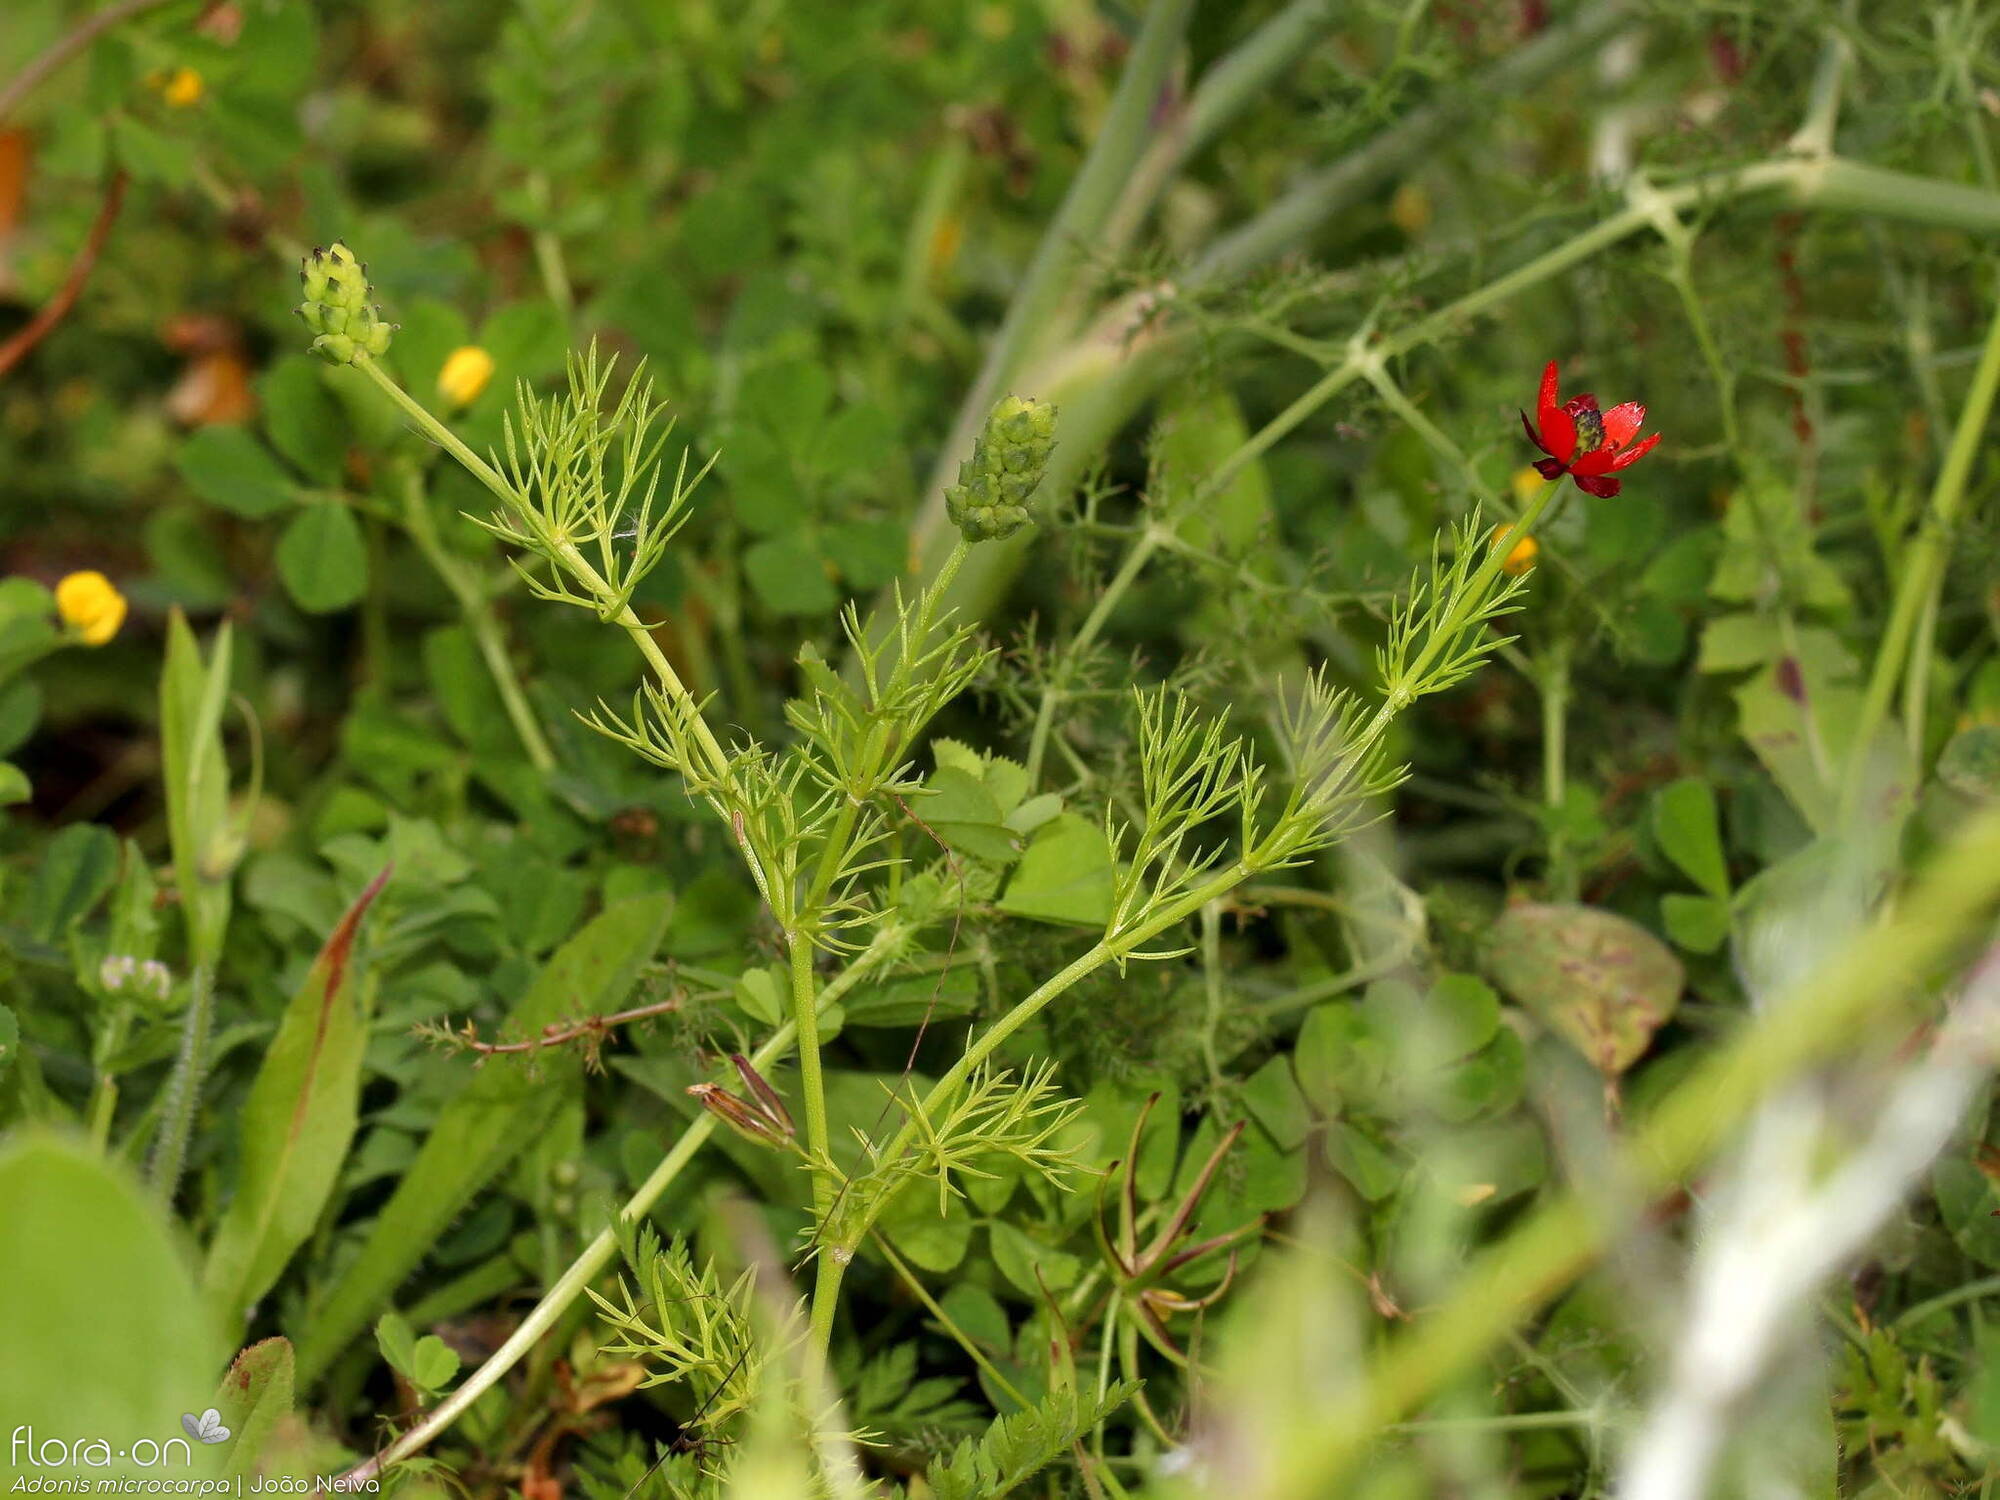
145,959,215,1203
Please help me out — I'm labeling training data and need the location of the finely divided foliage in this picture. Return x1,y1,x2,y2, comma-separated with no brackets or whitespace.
6,3,2000,1498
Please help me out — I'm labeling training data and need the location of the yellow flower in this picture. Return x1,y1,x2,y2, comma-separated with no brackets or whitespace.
1491,524,1539,576
1512,465,1547,504
436,346,495,409
55,571,128,647
1389,181,1432,236
158,67,204,108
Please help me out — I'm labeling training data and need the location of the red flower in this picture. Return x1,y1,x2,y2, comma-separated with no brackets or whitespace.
1519,360,1661,498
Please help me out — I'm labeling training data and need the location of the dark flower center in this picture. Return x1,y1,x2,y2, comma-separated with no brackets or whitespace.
1565,399,1604,452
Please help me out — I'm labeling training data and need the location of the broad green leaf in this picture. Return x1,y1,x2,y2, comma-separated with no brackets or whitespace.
260,357,346,483
1293,1001,1387,1115
1241,1055,1310,1151
921,765,1019,864
0,1133,226,1479
997,813,1113,928
823,516,908,590
1652,777,1730,897
1934,1154,2000,1268
111,114,195,185
0,675,42,755
212,1338,295,1479
989,1220,1081,1297
1324,1120,1402,1201
204,869,391,1330
296,893,673,1384
1661,892,1731,954
423,624,511,753
1940,724,2000,801
1485,903,1683,1076
276,502,368,613
878,1178,974,1272
26,821,118,945
743,534,840,616
175,427,296,519
0,762,28,805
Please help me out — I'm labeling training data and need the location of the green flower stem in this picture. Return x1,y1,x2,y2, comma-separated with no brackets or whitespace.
1843,288,2000,815
1262,801,2000,1498
1541,643,1573,898
925,0,1197,515
792,927,838,1363
1098,0,1338,254
908,153,2000,647
145,958,215,1201
333,926,905,1488
355,356,742,808
873,1231,1030,1407
397,465,557,774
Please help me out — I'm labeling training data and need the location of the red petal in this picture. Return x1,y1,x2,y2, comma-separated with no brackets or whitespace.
1572,472,1621,498
1533,457,1564,479
1539,402,1576,463
1602,401,1645,448
1520,410,1556,457
1569,446,1618,477
1607,431,1662,471
1537,360,1561,423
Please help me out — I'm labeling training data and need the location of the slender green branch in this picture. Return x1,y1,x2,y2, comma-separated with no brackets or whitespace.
1264,803,2000,1496
332,926,906,1487
0,0,178,125
398,465,557,774
874,1231,1030,1409
1100,0,1337,256
926,0,1198,509
1842,289,2000,814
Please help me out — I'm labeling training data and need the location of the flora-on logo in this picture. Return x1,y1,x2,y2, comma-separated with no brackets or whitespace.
181,1409,231,1445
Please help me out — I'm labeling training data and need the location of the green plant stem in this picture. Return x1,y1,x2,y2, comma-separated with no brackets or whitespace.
793,929,842,1364
356,356,745,809
398,466,557,774
0,0,179,124
1842,289,2000,815
907,153,2000,643
1263,802,2000,1497
332,927,904,1488
1541,643,1573,898
1099,0,1337,256
925,0,1197,512
1188,0,1638,288
1895,1273,2000,1330
145,959,215,1202
873,1231,1029,1409
525,173,575,323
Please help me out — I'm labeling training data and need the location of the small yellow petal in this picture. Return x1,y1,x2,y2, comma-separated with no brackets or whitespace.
1389,181,1432,236
1511,466,1546,505
436,346,495,410
160,67,204,108
1491,524,1539,576
55,571,128,647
